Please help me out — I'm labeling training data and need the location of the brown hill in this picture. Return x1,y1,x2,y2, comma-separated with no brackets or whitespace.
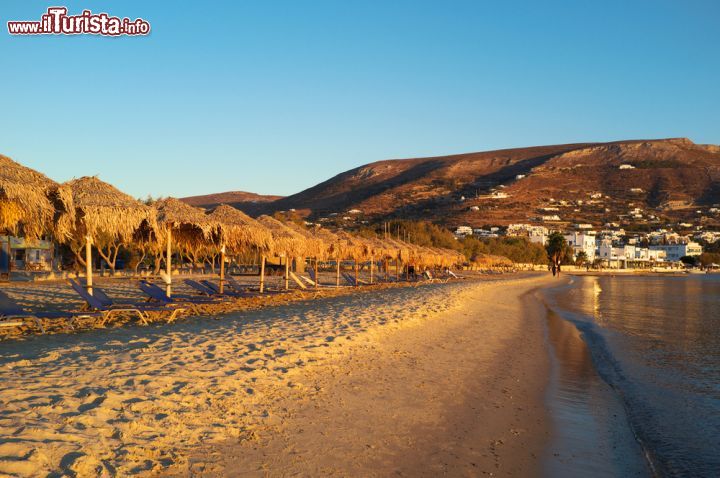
266,138,719,227
181,191,282,215
188,138,720,229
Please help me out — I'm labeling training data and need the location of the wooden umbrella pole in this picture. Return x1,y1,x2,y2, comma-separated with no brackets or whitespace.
284,256,290,290
219,244,226,294
396,259,400,282
369,256,374,285
354,260,359,287
259,255,266,293
166,226,172,297
336,258,340,288
85,234,93,295
6,236,12,280
314,258,319,289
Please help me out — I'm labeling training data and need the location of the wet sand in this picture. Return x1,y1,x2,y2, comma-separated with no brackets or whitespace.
542,304,650,476
0,274,554,476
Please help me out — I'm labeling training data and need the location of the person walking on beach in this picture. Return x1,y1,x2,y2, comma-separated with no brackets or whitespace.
545,232,569,278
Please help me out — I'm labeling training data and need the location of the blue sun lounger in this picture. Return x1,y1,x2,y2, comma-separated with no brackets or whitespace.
0,289,95,334
200,280,258,298
138,281,216,315
68,279,186,326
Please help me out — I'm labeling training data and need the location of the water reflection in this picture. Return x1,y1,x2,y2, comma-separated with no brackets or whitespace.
543,305,649,477
547,275,720,477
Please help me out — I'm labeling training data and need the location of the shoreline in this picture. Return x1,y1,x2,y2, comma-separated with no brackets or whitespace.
538,277,653,477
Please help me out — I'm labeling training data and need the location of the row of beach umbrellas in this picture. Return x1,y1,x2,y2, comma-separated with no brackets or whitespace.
0,155,464,294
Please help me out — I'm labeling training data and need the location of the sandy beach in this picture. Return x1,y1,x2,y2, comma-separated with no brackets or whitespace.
0,274,553,477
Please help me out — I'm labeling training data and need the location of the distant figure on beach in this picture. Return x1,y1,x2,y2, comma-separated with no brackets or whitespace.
545,232,569,279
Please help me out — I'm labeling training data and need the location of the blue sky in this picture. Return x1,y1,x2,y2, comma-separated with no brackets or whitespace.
1,1,719,199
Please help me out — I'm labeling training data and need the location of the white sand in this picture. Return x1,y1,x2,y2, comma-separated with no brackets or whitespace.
0,274,552,476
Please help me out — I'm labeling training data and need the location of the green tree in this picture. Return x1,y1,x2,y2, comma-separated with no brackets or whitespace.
545,232,572,269
680,255,700,267
575,250,588,267
699,252,720,267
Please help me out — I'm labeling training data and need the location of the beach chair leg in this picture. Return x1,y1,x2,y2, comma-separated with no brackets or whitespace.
135,310,150,325
97,312,110,328
166,308,186,324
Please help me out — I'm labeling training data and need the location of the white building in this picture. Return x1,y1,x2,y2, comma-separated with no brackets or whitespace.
455,226,473,237
507,224,548,245
649,242,703,262
564,231,597,261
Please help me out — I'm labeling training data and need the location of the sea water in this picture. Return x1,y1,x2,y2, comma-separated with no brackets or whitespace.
542,274,720,477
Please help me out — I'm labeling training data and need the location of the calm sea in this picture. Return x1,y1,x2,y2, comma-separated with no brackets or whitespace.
542,274,720,477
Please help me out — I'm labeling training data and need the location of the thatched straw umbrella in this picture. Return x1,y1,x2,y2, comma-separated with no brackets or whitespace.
335,231,372,287
62,176,156,294
256,215,308,291
153,198,218,296
0,155,74,277
364,236,396,284
282,221,327,288
383,238,411,281
209,205,273,293
311,227,349,287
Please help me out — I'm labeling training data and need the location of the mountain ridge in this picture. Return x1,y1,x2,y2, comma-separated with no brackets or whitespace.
181,138,720,228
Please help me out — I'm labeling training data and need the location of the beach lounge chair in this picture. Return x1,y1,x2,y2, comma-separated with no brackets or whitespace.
200,280,256,298
0,289,95,334
376,272,397,283
341,271,356,286
225,276,252,292
138,281,215,310
307,269,324,286
223,275,290,295
68,279,185,326
422,270,449,283
447,270,465,279
306,269,344,288
343,271,370,286
288,272,307,290
299,275,316,287
183,279,218,297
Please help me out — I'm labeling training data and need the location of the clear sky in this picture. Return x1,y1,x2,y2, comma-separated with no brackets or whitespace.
2,1,719,199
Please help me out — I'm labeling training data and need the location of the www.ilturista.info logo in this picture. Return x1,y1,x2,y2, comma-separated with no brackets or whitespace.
7,7,150,36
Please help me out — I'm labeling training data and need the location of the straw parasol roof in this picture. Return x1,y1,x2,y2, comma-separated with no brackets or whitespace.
209,204,274,253
335,230,371,261
281,221,327,259
256,215,308,257
61,176,156,242
383,237,411,263
152,197,218,249
0,155,73,239
311,226,349,260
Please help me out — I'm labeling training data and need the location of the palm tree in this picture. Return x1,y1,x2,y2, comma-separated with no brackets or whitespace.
545,232,572,274
575,250,588,267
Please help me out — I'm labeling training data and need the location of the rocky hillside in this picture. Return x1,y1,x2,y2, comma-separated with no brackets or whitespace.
184,138,720,229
